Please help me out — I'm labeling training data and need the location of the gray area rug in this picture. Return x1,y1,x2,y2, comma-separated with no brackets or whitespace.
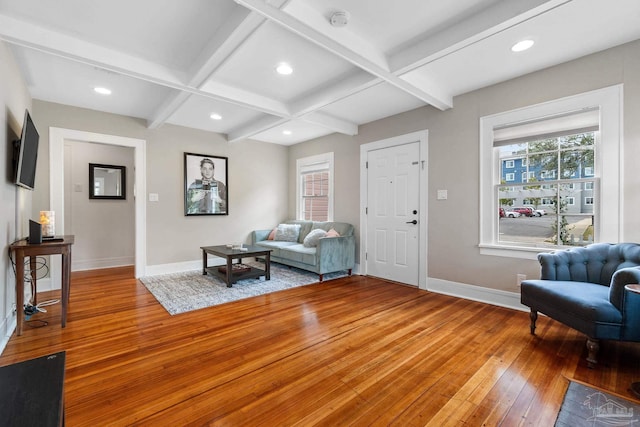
140,261,346,315
555,380,640,426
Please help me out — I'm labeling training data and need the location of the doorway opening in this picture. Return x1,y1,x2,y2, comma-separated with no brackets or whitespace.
49,128,147,281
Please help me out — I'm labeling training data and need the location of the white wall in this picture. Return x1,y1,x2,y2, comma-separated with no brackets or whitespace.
64,141,135,270
0,41,32,350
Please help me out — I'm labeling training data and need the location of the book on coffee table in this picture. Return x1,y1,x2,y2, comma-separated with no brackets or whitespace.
218,263,251,274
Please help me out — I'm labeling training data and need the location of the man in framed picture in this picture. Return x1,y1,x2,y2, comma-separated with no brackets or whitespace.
186,157,227,214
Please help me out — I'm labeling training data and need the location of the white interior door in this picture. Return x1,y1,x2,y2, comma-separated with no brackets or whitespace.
366,142,420,285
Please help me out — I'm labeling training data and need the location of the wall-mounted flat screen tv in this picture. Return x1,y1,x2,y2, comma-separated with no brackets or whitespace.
15,109,39,190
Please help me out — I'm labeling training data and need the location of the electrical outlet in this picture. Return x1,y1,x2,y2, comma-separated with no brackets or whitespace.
516,274,526,288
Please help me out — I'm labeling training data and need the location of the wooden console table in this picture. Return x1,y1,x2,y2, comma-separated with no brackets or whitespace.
10,236,74,336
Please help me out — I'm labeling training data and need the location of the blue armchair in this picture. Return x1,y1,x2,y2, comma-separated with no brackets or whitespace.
521,243,640,367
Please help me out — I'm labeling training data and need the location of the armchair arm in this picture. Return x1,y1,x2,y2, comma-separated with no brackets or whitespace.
252,229,271,245
317,235,355,274
609,266,640,311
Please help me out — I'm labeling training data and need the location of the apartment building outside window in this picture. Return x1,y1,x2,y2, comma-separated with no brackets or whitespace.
296,152,334,221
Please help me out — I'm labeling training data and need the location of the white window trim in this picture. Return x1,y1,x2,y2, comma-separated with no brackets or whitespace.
296,152,334,221
479,85,622,259
505,173,515,181
505,160,514,168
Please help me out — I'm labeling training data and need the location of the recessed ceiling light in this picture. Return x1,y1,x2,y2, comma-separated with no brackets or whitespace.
210,113,222,120
283,130,292,135
94,87,112,95
276,62,293,75
511,39,534,52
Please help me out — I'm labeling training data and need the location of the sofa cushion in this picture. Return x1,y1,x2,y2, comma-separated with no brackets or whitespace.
280,244,317,265
254,240,297,258
325,228,340,238
521,280,622,324
274,223,301,242
303,229,327,247
267,228,276,240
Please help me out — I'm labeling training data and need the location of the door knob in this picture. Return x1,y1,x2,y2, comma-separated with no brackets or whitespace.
406,220,417,225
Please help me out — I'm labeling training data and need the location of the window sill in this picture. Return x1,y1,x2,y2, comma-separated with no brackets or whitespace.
478,243,555,260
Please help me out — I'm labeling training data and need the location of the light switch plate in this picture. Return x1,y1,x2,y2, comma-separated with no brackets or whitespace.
149,193,159,202
437,190,448,200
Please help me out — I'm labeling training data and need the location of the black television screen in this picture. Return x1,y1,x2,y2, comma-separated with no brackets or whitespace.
15,109,39,190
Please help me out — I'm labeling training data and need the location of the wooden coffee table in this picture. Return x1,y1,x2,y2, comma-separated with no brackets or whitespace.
201,245,272,287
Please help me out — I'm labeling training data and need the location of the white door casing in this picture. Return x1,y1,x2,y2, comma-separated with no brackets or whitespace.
360,130,428,289
50,128,147,283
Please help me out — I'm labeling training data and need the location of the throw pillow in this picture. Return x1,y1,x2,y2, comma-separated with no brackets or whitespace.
274,223,301,242
267,228,277,240
325,228,340,238
303,229,327,247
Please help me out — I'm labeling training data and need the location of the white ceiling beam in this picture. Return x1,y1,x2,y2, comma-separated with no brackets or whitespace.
147,91,191,129
235,0,453,110
290,70,380,117
227,115,289,143
0,13,185,86
390,0,572,74
301,111,358,136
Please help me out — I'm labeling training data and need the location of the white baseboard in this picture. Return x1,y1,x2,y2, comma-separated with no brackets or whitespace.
73,256,134,272
427,277,529,312
0,313,17,355
145,258,226,276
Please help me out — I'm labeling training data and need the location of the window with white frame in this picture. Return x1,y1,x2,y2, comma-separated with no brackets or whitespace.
521,171,535,182
480,86,622,256
296,152,334,221
505,173,515,181
505,160,514,168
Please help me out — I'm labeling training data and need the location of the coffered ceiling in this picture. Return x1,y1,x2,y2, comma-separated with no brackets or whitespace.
1,0,639,145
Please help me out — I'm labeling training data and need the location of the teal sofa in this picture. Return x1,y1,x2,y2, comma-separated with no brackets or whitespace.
252,220,355,281
521,243,640,367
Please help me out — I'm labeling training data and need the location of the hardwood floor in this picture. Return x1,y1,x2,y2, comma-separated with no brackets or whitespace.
1,267,639,426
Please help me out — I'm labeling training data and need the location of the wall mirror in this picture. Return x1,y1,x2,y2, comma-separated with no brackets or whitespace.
89,163,126,200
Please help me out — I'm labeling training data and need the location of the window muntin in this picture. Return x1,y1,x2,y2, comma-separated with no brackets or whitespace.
301,171,329,220
296,153,334,221
497,131,596,246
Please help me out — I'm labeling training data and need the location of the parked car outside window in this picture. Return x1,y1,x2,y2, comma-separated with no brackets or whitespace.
524,206,546,216
512,207,534,217
503,210,521,218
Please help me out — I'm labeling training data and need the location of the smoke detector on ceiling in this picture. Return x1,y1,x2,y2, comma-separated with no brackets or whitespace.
329,10,350,27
